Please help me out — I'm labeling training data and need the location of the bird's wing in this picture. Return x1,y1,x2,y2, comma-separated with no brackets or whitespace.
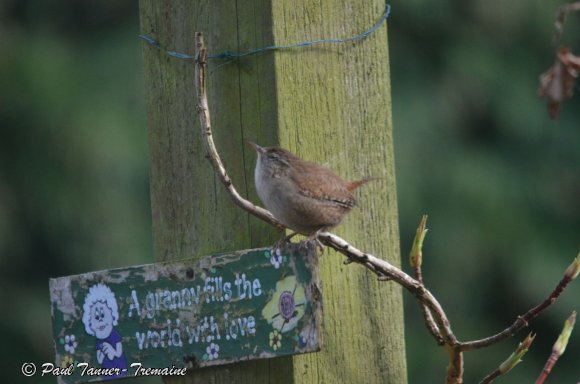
290,159,357,209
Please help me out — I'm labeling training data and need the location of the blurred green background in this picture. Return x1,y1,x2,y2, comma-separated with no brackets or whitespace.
1,0,578,383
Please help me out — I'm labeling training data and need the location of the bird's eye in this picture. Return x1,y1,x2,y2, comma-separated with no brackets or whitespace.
269,152,290,167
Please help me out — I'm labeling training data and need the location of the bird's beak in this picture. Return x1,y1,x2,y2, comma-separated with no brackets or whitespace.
247,141,265,154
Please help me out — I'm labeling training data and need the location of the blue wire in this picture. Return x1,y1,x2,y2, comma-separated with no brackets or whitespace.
139,3,391,61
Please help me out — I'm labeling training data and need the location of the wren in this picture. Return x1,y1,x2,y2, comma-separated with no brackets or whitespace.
249,142,376,242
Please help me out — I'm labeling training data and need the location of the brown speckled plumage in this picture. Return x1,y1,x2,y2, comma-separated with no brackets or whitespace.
250,142,375,236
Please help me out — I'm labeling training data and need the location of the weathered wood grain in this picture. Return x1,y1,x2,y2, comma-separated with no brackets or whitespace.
139,0,406,383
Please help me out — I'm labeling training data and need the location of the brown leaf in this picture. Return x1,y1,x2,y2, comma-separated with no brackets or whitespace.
538,47,580,119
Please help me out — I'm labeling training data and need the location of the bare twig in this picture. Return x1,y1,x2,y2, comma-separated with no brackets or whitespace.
194,34,284,230
317,232,464,383
480,369,501,384
536,311,577,384
460,253,580,351
418,287,443,344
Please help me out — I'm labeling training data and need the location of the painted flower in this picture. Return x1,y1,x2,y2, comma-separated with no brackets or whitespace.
269,330,282,351
61,354,74,368
262,275,307,333
270,248,282,269
64,334,78,354
206,343,219,360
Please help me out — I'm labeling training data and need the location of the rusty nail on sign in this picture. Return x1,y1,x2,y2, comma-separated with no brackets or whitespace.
49,244,323,383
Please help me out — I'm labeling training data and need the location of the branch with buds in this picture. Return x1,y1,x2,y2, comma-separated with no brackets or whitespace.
480,333,536,384
535,311,576,384
192,32,578,384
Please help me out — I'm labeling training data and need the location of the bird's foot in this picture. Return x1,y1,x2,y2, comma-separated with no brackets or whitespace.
270,232,298,254
301,231,325,255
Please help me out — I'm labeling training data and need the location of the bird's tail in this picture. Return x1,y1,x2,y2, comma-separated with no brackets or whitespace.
346,177,380,191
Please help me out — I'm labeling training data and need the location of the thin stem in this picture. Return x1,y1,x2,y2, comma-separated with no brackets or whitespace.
414,265,444,344
479,332,536,384
480,369,500,384
415,266,444,345
193,33,283,230
536,311,576,384
536,353,557,384
459,276,572,351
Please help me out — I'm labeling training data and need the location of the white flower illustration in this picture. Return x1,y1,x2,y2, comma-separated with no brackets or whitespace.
206,343,219,360
64,334,78,354
270,248,282,269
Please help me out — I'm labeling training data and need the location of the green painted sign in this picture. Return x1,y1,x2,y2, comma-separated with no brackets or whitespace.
49,246,322,382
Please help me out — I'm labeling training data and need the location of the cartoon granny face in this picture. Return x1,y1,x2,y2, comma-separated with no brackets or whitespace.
89,301,114,340
82,283,127,378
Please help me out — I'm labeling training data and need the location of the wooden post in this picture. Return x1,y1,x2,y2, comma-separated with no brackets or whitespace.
139,1,407,383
